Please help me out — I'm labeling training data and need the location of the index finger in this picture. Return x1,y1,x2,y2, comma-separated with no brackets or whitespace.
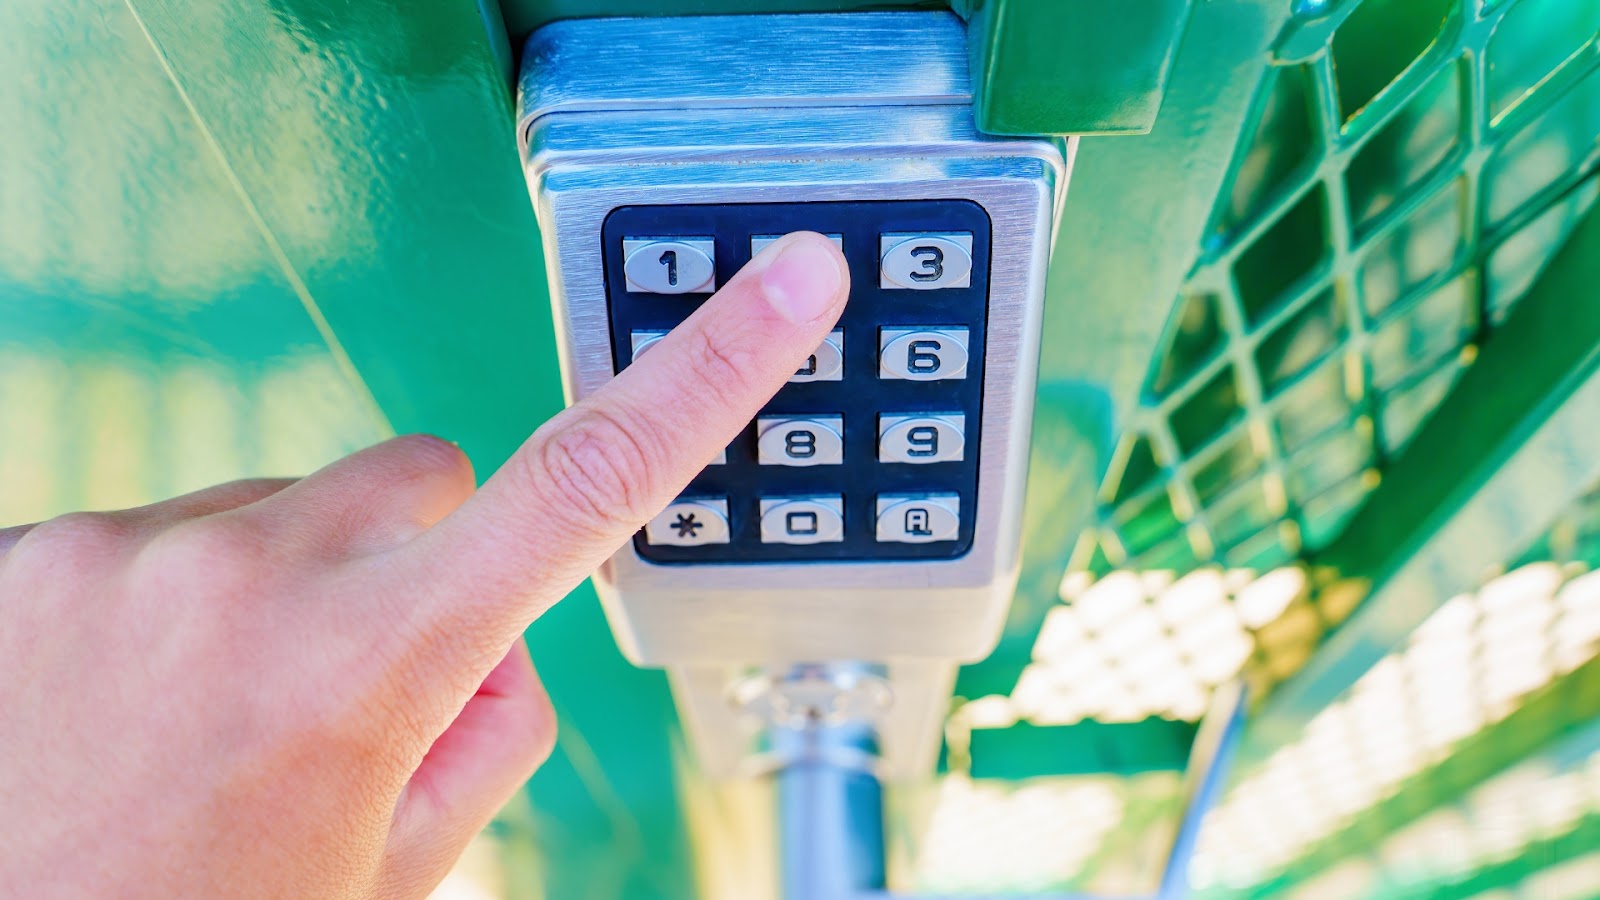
373,232,848,665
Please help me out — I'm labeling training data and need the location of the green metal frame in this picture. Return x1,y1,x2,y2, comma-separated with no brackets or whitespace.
1235,656,1600,897
1241,196,1600,769
6,0,1599,895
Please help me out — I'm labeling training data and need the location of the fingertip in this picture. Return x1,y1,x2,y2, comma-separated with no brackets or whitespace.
757,231,849,324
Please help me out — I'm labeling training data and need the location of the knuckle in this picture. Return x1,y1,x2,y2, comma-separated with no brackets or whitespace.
529,408,664,533
134,516,272,589
390,433,475,486
16,512,136,565
213,477,294,504
379,436,477,527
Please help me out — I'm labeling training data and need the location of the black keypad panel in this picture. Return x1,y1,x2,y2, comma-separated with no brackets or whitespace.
601,200,992,563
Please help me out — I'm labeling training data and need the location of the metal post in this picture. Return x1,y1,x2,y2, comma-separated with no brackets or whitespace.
774,719,886,900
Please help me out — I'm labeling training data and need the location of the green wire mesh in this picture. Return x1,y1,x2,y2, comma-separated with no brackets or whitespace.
927,2,1599,892
1087,0,1600,580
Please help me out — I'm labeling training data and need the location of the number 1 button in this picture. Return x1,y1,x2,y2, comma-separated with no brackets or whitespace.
879,328,969,381
623,237,715,294
880,233,973,290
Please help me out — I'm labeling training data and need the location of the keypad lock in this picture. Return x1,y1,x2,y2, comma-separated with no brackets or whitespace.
609,201,990,563
517,10,1073,700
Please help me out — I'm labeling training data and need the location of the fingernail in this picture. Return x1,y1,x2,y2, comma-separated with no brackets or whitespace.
760,235,844,324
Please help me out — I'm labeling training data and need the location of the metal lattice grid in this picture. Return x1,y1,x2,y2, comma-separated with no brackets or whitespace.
1087,0,1600,582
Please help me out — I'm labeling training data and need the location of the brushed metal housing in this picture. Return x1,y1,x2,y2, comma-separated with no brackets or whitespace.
517,12,1073,773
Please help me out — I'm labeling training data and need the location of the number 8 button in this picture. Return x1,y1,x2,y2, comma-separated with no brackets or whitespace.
756,416,844,467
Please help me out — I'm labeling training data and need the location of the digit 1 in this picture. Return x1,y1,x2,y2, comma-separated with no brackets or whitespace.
659,250,678,286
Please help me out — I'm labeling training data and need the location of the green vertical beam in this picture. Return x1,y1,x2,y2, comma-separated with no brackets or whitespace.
957,0,1299,699
961,0,1196,135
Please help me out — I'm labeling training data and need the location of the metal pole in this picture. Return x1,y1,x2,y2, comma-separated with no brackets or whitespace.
1158,681,1248,900
774,719,886,900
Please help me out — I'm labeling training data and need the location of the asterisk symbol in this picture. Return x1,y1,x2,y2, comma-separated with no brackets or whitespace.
672,513,703,538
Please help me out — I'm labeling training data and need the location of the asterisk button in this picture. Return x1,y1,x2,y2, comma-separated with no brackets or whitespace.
644,499,730,547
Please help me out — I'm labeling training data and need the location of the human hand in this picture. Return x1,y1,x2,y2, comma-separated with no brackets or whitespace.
0,233,848,898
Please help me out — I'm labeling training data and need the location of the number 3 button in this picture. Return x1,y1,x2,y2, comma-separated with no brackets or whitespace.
756,416,844,467
880,233,973,290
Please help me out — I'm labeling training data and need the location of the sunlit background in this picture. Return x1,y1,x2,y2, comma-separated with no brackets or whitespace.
4,0,1599,896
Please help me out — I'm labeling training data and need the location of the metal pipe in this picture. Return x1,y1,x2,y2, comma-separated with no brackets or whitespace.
774,719,886,900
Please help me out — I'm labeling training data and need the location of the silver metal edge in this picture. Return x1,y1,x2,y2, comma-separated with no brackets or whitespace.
529,153,1059,665
525,106,1059,182
517,12,971,138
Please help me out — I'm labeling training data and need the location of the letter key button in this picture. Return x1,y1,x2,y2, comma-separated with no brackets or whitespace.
875,493,960,543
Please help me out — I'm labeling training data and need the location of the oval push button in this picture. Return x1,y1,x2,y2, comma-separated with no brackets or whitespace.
875,493,960,543
879,414,965,464
756,416,844,467
879,328,969,381
623,238,715,294
759,496,845,545
644,498,730,547
791,329,844,383
879,233,973,290
629,329,669,361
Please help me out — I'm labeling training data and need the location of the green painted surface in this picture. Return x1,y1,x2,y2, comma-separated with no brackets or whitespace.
1,0,691,896
962,720,1199,779
960,0,1194,135
956,0,1299,700
6,0,1600,895
499,0,935,41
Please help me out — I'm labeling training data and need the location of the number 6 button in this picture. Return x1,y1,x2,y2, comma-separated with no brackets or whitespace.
880,233,973,290
880,328,969,381
756,416,844,466
879,414,965,463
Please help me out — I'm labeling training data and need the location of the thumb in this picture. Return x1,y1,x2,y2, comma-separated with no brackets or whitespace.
376,639,554,898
